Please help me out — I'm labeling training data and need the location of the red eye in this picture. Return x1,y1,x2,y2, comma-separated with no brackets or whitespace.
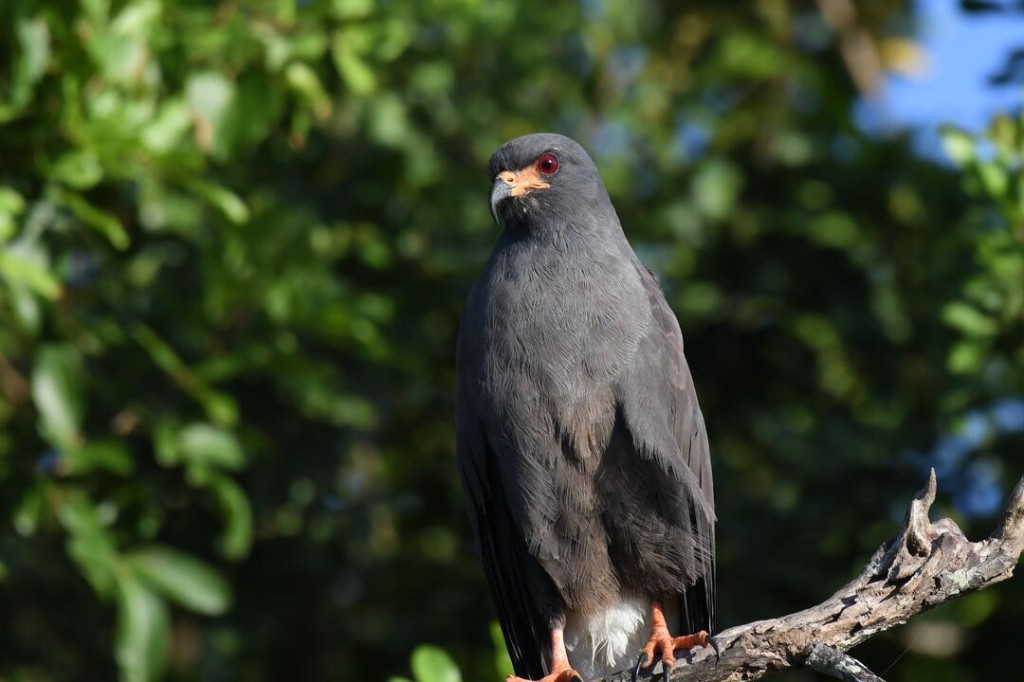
536,153,559,175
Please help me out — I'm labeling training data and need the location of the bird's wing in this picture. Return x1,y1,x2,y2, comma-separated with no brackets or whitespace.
616,264,716,635
456,293,551,679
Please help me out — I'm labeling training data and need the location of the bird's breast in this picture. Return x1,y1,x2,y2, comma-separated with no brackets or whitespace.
478,244,650,461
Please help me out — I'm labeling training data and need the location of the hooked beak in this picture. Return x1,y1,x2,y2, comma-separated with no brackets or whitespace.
489,168,551,225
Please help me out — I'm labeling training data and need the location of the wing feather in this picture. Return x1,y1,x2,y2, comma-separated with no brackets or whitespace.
457,289,552,679
617,265,716,634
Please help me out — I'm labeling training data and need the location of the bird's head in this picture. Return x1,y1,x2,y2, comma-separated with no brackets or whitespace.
487,133,607,231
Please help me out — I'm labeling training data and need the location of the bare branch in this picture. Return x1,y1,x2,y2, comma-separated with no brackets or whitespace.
599,470,1024,682
804,643,886,682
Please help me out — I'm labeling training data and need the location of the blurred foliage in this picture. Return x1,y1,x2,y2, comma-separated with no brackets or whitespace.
0,0,1022,680
940,118,1024,382
387,645,463,682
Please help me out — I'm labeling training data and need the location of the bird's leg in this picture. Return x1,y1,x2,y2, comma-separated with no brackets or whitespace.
632,600,709,679
506,627,583,682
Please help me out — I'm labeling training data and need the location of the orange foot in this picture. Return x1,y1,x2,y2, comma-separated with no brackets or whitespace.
633,600,710,680
506,627,584,682
506,668,583,682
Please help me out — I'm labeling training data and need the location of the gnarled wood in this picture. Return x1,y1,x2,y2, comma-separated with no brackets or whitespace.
599,470,1024,681
804,643,886,682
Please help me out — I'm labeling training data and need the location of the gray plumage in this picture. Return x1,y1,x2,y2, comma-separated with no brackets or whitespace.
457,133,715,680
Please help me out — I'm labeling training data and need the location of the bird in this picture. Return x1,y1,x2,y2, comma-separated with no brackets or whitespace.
456,133,715,682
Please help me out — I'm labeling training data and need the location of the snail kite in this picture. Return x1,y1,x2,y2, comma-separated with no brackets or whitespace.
457,133,715,682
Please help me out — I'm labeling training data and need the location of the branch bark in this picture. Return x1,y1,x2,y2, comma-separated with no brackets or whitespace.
815,0,884,96
804,643,886,682
599,470,1024,682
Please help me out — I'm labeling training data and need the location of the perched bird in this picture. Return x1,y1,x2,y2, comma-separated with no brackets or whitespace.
456,133,715,682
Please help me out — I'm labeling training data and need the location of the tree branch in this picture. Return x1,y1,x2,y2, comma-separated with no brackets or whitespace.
804,643,886,682
600,469,1024,681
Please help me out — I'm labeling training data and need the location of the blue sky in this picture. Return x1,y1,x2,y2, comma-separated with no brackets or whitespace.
860,0,1024,158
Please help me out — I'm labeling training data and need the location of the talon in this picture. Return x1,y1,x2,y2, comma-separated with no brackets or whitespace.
640,642,657,669
661,657,674,681
709,636,721,663
632,651,649,681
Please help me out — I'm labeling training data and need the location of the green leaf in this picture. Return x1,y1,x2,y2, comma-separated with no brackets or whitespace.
58,491,119,598
0,186,25,213
66,440,135,475
940,125,976,166
976,161,1009,198
7,279,42,332
133,325,239,427
692,159,744,221
199,71,284,158
80,0,109,23
675,281,724,318
14,485,46,537
126,545,231,616
111,0,162,38
206,474,253,560
195,386,240,427
177,423,245,472
52,149,104,190
32,344,85,449
0,250,61,299
153,420,181,467
185,179,250,225
810,211,860,249
115,576,169,682
943,301,999,337
717,31,784,78
987,114,1017,161
186,71,235,157
285,62,331,120
0,18,52,123
0,186,25,241
51,188,130,250
141,99,192,154
411,645,461,682
332,0,374,18
17,18,52,87
332,32,377,95
948,339,985,374
368,93,410,148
